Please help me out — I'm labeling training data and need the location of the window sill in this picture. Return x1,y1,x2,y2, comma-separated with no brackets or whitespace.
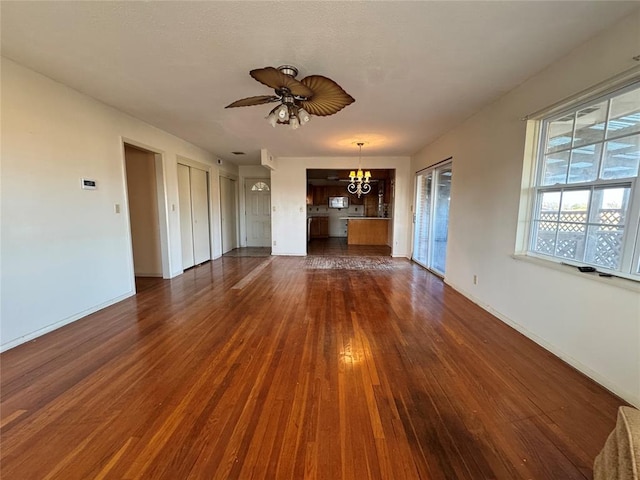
511,254,640,293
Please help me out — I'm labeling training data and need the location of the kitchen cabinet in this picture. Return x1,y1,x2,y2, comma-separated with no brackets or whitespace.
312,186,328,206
348,190,364,205
309,216,329,238
306,184,313,205
308,184,370,206
346,218,389,245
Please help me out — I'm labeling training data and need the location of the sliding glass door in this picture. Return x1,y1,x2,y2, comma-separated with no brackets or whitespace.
412,161,452,276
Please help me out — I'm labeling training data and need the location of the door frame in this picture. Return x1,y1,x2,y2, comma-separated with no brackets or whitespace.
244,177,272,247
220,174,239,253
411,157,453,277
177,156,219,268
121,138,171,287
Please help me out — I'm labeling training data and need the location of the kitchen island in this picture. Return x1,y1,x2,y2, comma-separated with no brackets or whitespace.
342,217,391,245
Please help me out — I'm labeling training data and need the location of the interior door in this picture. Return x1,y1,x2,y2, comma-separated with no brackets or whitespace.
178,164,195,269
245,179,271,247
190,167,211,264
220,176,238,254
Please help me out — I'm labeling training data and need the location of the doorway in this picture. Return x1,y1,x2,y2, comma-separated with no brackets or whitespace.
178,163,212,269
124,144,163,277
412,160,452,276
245,178,271,247
220,175,238,254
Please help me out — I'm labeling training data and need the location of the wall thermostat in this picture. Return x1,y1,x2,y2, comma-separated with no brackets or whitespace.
81,178,97,190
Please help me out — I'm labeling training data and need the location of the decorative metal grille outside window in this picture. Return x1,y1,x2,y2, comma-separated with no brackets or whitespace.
529,80,640,278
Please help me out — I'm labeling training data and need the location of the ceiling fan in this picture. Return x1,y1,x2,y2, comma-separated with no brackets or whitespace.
225,65,355,129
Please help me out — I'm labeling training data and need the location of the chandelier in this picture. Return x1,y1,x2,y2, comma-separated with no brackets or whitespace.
347,143,371,198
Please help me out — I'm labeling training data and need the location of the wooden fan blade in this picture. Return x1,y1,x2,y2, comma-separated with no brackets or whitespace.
299,75,355,116
225,95,279,108
250,67,314,97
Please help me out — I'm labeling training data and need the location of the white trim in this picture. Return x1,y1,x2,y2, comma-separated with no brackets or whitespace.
512,253,640,292
445,278,640,408
527,81,640,278
0,291,135,353
121,138,173,280
176,155,211,172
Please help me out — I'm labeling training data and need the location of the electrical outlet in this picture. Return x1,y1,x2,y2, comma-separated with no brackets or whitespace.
273,240,277,246
473,275,478,285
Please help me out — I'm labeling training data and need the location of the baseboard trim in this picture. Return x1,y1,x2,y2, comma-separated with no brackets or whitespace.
0,290,135,353
445,279,639,408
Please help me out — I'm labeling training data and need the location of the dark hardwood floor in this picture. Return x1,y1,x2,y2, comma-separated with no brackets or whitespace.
307,237,391,256
0,255,622,479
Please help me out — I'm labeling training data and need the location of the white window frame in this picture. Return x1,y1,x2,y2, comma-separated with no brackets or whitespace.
526,79,640,281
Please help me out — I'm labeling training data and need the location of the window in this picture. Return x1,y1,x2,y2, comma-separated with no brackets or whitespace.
529,81,640,279
250,181,270,192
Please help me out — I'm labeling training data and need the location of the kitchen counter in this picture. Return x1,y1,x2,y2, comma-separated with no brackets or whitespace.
343,217,390,245
339,216,391,220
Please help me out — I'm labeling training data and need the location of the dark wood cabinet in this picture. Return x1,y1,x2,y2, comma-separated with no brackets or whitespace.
309,216,329,238
308,183,377,206
312,186,328,206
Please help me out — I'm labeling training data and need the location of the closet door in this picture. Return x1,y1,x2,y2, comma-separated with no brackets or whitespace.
178,164,195,269
178,164,211,270
190,167,211,265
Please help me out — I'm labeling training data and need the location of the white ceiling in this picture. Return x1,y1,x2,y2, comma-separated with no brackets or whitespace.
2,1,638,164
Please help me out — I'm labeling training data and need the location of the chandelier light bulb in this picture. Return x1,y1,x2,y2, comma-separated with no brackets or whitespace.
277,104,289,120
290,116,300,129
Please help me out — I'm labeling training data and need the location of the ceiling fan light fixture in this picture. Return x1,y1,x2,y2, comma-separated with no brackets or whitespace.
276,104,289,121
298,108,310,125
267,111,278,127
226,65,355,130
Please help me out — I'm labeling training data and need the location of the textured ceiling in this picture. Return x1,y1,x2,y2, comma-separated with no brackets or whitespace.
2,1,638,164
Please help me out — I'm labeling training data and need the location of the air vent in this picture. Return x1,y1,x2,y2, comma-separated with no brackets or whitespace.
231,151,246,155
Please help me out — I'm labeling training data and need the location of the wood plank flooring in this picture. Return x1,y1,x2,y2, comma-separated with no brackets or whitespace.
0,255,623,479
307,237,391,256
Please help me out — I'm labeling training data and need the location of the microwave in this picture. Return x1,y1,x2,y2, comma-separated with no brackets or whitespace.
328,196,349,209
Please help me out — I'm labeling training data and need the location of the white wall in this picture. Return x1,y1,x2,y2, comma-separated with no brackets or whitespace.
1,58,222,350
412,11,640,407
271,156,411,256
